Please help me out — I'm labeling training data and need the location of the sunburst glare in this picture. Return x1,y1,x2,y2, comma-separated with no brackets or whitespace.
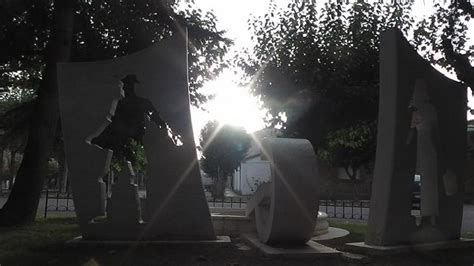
191,71,267,143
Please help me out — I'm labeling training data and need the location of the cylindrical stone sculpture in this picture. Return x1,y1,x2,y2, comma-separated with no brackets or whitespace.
254,138,319,245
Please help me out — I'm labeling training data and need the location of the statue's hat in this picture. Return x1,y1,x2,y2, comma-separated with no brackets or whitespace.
121,74,140,84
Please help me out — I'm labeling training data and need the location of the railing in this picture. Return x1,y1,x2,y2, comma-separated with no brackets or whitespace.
39,190,372,220
319,199,370,220
43,190,75,218
207,197,248,209
207,197,371,220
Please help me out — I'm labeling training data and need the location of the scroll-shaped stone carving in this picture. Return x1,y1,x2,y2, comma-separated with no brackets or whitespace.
246,138,319,245
57,32,215,240
365,28,467,246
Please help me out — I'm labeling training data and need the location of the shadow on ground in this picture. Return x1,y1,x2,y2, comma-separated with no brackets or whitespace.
1,217,474,265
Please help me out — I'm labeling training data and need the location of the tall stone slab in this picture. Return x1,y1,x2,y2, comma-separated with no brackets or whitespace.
365,28,467,246
58,32,215,240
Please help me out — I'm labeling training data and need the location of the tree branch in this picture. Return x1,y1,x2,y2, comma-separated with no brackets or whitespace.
441,1,474,89
442,37,474,88
455,0,474,17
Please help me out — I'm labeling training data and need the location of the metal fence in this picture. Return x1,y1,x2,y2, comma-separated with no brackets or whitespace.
43,190,75,218
37,191,371,220
207,197,248,209
207,197,370,220
319,199,370,220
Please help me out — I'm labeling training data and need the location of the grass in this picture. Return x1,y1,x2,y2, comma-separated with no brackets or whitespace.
329,221,367,239
0,217,79,265
1,217,474,265
316,221,367,250
461,231,474,239
0,217,338,266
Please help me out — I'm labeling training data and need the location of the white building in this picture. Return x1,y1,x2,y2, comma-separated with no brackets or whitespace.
232,153,271,195
231,128,278,195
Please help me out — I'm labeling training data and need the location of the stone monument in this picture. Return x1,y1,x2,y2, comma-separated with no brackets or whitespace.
58,31,216,241
349,28,468,252
243,138,340,256
246,138,319,245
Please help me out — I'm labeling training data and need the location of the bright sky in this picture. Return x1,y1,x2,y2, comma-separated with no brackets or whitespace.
189,0,281,143
189,0,474,144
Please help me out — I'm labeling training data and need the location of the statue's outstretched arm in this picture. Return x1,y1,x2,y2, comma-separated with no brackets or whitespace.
148,101,182,146
148,103,166,129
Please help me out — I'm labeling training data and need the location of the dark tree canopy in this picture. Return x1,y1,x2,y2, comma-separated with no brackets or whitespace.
0,0,232,155
0,0,232,109
199,121,250,180
0,0,231,225
238,1,415,178
412,0,474,114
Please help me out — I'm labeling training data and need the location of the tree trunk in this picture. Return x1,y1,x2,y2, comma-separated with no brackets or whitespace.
0,149,4,173
344,165,360,200
0,149,4,189
58,149,68,193
0,0,75,226
8,150,16,186
441,2,474,91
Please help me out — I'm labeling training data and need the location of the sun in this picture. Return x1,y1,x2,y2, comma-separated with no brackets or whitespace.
191,71,267,141
208,84,266,132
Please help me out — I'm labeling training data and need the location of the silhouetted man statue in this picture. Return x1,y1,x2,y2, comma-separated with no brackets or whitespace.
91,74,180,225
91,74,176,162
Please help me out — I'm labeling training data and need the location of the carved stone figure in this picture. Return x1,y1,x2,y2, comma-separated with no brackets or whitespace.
408,79,439,224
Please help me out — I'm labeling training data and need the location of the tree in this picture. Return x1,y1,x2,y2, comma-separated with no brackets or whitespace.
0,0,76,226
0,0,231,106
0,0,231,225
237,2,415,181
412,1,474,114
318,122,376,180
199,121,250,199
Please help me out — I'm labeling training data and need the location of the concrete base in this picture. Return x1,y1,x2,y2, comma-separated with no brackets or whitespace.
210,211,331,237
66,235,231,246
242,233,341,258
345,238,474,256
211,214,255,236
312,227,350,241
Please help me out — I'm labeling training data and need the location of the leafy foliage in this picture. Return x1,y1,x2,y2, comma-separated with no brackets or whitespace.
199,121,250,197
0,1,231,224
412,3,471,74
0,0,231,174
68,0,232,106
412,1,474,116
0,0,232,120
238,2,415,173
318,122,376,180
109,139,147,174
